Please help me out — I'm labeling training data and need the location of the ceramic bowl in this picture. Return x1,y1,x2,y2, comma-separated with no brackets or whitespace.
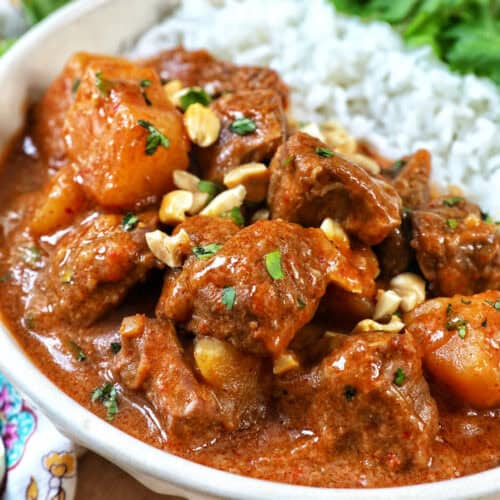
0,1,499,498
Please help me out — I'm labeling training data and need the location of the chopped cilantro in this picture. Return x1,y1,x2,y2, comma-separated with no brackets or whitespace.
179,87,211,111
71,78,80,94
140,79,152,88
282,155,295,167
344,385,357,401
443,196,463,207
485,300,500,311
264,249,284,280
91,382,119,421
122,213,139,231
24,315,35,330
23,246,40,265
389,159,406,175
482,319,488,327
222,207,244,226
460,298,472,305
315,147,334,158
229,117,257,136
60,269,74,284
393,368,406,387
197,180,221,200
68,339,86,361
95,71,112,96
297,297,306,309
192,243,223,259
142,90,152,106
446,218,458,230
445,317,467,331
222,286,236,310
446,303,453,317
110,342,122,355
457,324,467,339
137,120,170,155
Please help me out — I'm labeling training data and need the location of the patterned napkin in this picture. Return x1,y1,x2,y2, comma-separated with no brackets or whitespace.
0,373,78,499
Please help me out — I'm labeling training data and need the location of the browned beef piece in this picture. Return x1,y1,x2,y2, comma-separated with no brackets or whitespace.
157,220,364,357
113,316,270,441
277,332,438,471
194,90,286,182
27,212,158,327
411,198,500,296
318,242,379,329
391,149,432,210
141,46,289,107
267,133,402,245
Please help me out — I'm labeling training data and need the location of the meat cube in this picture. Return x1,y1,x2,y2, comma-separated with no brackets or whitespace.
391,149,431,210
32,52,127,166
141,46,289,107
277,332,438,471
27,212,158,327
318,242,379,329
411,198,500,296
194,90,286,182
64,56,190,209
157,219,365,356
268,133,402,245
405,291,500,409
113,316,270,440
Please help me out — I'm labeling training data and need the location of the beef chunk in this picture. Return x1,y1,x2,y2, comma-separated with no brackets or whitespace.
268,133,401,245
27,212,158,327
113,316,270,441
391,149,431,210
277,332,438,471
141,46,289,107
194,90,286,182
157,220,364,357
405,291,500,409
411,197,500,296
64,55,190,209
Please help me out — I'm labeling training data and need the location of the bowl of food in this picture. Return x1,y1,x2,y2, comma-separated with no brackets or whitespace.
0,0,498,498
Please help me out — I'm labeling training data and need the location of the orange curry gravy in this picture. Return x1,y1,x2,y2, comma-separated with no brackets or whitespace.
0,47,500,488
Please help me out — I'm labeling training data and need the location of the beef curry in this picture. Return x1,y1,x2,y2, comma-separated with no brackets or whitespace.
0,47,498,488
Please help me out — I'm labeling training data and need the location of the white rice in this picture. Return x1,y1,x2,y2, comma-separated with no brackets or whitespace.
129,0,500,217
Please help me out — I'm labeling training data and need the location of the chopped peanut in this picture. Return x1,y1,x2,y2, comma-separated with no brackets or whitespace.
145,229,191,268
223,163,269,203
184,102,221,147
201,185,246,217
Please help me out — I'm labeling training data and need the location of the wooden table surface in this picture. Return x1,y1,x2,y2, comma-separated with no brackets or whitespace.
76,452,180,500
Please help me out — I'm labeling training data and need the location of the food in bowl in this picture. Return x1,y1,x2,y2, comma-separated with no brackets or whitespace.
0,43,498,490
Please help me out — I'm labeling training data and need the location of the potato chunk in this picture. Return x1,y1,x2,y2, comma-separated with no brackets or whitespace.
29,166,86,236
64,56,190,209
405,291,500,408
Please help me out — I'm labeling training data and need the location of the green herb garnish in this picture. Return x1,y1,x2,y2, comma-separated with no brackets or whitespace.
229,117,257,136
264,249,284,280
460,298,472,305
24,315,35,330
344,385,357,401
197,180,221,200
485,300,500,311
91,382,119,421
457,324,467,339
179,87,211,111
23,246,40,265
389,159,406,175
193,243,223,259
393,368,406,387
315,147,334,158
482,319,488,327
95,71,112,96
140,79,152,88
71,78,80,94
282,155,295,167
110,342,122,355
122,213,139,231
68,339,86,361
222,207,244,226
445,317,467,331
446,218,458,230
137,120,170,155
446,303,452,317
60,269,73,284
443,196,464,207
222,286,236,310
297,297,306,309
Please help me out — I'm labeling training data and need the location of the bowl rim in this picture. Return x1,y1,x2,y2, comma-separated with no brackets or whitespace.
0,0,499,498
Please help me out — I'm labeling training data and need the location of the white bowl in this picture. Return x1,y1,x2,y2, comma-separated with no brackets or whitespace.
0,1,499,498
